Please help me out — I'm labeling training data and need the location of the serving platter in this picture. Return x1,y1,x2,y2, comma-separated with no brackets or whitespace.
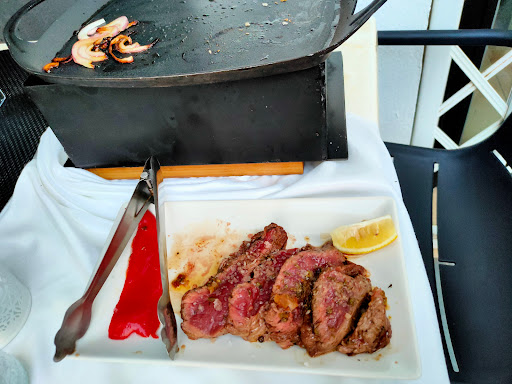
73,197,420,379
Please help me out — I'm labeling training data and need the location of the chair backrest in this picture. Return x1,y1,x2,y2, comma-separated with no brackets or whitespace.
380,29,512,149
386,111,512,383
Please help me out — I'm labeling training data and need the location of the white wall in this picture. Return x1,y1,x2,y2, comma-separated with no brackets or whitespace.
356,0,433,144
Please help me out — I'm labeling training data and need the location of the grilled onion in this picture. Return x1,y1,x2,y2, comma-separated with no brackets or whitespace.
42,56,72,72
109,35,134,64
94,16,130,38
77,18,106,40
42,62,60,72
117,36,158,54
72,37,108,68
67,16,148,69
71,16,130,68
51,56,72,63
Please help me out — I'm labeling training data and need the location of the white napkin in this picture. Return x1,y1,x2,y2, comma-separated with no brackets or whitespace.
0,114,449,384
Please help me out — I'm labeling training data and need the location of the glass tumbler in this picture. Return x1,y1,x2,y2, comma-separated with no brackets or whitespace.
0,351,28,384
0,265,31,348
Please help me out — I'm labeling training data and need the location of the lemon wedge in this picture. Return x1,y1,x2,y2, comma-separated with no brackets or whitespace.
330,215,397,255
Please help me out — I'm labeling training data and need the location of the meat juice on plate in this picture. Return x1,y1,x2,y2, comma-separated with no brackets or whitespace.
167,220,247,313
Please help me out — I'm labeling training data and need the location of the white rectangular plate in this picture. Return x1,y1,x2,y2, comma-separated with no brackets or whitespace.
74,197,420,379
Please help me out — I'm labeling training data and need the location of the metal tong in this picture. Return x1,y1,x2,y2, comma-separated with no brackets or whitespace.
53,157,177,362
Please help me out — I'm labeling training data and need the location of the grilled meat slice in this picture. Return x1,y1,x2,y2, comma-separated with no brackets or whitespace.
337,261,369,278
181,223,287,339
264,241,347,349
227,248,300,342
338,287,392,355
218,223,288,273
301,267,371,357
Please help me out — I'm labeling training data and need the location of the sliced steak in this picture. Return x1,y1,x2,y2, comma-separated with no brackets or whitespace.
227,248,300,342
301,267,372,357
338,261,369,278
338,287,392,355
218,223,288,272
264,241,347,349
181,223,287,340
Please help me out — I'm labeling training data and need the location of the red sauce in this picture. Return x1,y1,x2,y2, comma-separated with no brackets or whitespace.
108,211,162,340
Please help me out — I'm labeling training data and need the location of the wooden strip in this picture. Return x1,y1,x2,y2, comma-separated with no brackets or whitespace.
87,162,304,180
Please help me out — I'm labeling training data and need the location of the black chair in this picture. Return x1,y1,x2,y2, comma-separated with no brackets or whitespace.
380,30,512,383
0,50,47,211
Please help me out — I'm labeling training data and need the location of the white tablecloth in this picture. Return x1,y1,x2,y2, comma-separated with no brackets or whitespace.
0,113,449,383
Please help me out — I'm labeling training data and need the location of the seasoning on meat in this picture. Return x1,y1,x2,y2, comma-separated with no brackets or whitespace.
227,248,300,342
180,223,287,339
301,266,371,357
264,241,347,349
337,287,392,355
178,225,392,358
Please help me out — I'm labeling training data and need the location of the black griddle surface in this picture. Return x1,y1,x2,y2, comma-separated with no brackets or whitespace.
6,0,387,87
9,0,341,86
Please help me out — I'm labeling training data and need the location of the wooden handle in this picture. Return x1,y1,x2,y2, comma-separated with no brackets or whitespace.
87,162,304,180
